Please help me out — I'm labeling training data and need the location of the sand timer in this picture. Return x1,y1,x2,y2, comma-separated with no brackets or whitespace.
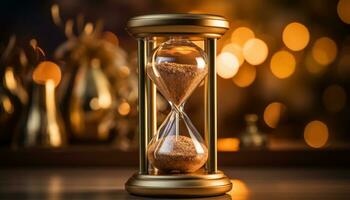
125,14,232,197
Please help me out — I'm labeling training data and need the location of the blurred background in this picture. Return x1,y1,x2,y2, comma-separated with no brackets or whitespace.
1,0,350,166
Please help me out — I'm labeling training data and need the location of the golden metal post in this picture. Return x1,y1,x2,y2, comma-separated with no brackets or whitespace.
205,38,217,174
148,38,157,141
138,38,148,174
147,38,158,173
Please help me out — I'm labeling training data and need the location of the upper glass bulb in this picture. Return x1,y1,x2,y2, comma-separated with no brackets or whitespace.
147,38,208,107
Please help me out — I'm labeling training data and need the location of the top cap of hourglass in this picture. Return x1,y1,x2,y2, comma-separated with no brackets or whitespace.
127,14,229,38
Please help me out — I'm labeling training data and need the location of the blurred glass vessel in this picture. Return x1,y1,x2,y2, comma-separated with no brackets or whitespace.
14,79,66,148
55,27,133,143
239,114,268,150
67,58,115,142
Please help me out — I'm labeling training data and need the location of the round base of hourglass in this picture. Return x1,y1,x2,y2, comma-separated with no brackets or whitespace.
125,170,232,197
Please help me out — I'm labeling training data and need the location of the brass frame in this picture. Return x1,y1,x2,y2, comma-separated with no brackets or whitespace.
126,14,231,197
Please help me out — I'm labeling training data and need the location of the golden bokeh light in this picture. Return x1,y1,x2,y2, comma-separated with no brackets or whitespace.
51,4,62,26
118,101,131,116
84,23,94,35
304,120,329,148
32,61,62,87
231,27,255,46
1,96,14,114
232,64,256,88
4,67,18,92
270,50,296,79
89,98,100,110
217,138,240,152
243,38,268,65
323,84,347,113
305,52,327,74
337,0,350,24
263,102,286,128
216,52,240,79
222,43,244,66
282,22,310,51
312,37,337,66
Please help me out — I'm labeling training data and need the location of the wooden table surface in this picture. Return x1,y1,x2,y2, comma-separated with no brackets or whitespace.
0,167,349,200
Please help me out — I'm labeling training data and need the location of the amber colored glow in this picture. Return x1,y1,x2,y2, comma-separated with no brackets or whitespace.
222,43,244,66
32,61,62,87
304,120,329,148
84,23,94,35
217,138,240,152
4,67,17,92
231,27,255,46
243,38,268,65
51,4,62,26
30,39,38,49
305,52,327,74
232,64,256,88
337,0,350,24
228,179,249,198
89,98,100,110
217,52,240,79
270,50,296,79
45,80,62,147
264,102,285,128
2,96,14,114
323,84,347,113
282,22,310,51
118,101,131,116
102,31,119,46
312,37,337,66
91,59,112,109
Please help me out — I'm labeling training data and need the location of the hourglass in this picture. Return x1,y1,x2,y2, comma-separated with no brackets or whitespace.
125,14,231,197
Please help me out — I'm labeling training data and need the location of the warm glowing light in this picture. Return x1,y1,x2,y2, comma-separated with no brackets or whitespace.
119,65,130,78
19,50,28,67
65,20,74,38
323,84,347,113
89,98,100,110
32,61,62,87
232,64,256,88
243,38,268,65
4,67,17,92
91,59,112,109
216,52,240,79
312,37,337,66
305,52,327,74
231,27,255,46
84,23,94,35
217,138,240,152
263,102,286,128
282,22,310,51
118,101,131,116
30,39,38,49
337,0,350,24
51,4,62,26
102,31,119,46
228,179,249,197
2,96,14,114
45,80,62,147
270,50,296,79
304,120,329,148
222,43,244,66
